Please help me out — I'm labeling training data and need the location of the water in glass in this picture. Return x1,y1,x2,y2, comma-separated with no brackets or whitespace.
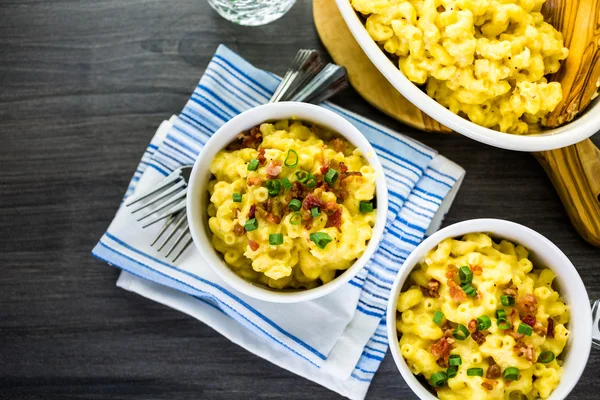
208,0,297,26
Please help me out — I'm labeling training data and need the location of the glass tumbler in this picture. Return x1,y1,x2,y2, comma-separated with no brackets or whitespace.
208,0,297,26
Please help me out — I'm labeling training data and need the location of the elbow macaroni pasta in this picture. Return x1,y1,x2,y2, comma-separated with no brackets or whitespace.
207,120,377,290
396,233,570,399
353,0,569,134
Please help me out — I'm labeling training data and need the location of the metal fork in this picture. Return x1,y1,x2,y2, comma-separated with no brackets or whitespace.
592,299,600,350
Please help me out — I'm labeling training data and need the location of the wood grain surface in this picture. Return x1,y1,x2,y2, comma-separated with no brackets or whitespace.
0,1,599,399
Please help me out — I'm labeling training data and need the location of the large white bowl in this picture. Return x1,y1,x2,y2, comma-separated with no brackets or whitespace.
336,0,600,152
187,102,389,303
386,219,592,400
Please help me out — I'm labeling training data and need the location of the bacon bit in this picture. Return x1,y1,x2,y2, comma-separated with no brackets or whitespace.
517,294,537,314
481,379,498,391
247,176,263,186
290,181,304,199
329,138,345,153
472,330,487,345
436,358,449,368
471,264,483,275
515,341,535,362
303,194,325,210
340,171,363,183
266,160,283,178
264,213,281,225
339,162,348,173
420,279,441,298
547,318,555,338
506,330,525,340
430,337,452,360
503,282,518,297
533,321,547,336
227,126,263,150
248,240,260,251
508,308,519,324
522,315,536,327
486,364,501,379
448,279,466,302
320,162,329,175
233,224,245,236
257,148,266,165
446,264,458,279
468,319,478,333
247,204,256,219
336,188,349,201
325,207,342,228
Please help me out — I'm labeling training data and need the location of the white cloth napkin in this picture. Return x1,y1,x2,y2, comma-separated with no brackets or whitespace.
92,45,465,400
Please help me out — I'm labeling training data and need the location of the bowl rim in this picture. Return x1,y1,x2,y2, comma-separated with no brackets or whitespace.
335,0,600,152
385,218,592,400
187,101,389,303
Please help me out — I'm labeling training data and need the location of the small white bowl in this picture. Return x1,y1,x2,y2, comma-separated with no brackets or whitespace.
336,0,600,152
386,219,592,400
187,102,389,303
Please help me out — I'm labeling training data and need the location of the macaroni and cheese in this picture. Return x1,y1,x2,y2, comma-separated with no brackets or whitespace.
396,233,570,399
353,0,569,134
207,120,377,290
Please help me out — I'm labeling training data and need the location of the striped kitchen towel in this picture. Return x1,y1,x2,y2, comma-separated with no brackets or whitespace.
92,45,465,400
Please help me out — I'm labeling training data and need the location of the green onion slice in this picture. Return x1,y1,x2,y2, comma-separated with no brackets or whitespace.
295,170,309,183
448,354,462,366
232,193,242,203
517,323,533,336
269,233,283,246
324,168,338,185
477,315,492,331
453,324,470,340
359,201,373,213
459,266,473,283
467,368,483,377
311,207,320,218
497,318,511,330
496,309,507,319
310,232,332,249
284,149,299,168
501,295,516,306
244,218,258,232
461,283,477,297
280,177,292,191
430,371,448,387
304,174,317,188
247,159,259,171
432,311,444,325
266,180,281,197
288,199,302,211
538,351,555,363
446,366,458,379
289,212,302,225
503,367,520,381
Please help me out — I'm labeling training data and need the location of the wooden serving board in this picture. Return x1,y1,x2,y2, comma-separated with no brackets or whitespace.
313,0,600,247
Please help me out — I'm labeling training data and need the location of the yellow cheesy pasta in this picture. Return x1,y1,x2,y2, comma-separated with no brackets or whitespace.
396,233,570,399
353,0,569,134
207,119,377,290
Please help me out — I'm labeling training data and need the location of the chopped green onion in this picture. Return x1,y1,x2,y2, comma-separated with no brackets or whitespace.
359,201,374,213
497,318,511,330
503,367,520,381
295,170,309,183
269,233,283,246
284,149,299,168
244,218,258,232
311,207,320,218
290,212,302,225
247,159,259,171
477,315,492,331
280,177,292,191
310,232,333,249
461,283,477,297
459,266,473,283
517,323,533,336
304,174,317,188
430,371,448,387
501,295,516,306
467,368,483,377
453,324,470,340
496,309,507,319
449,354,462,366
446,366,458,379
538,351,555,363
288,199,302,211
232,193,242,203
324,168,338,185
266,180,281,197
432,311,444,325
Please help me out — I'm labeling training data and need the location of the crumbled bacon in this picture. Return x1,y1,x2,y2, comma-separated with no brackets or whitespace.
486,364,501,379
430,337,452,360
247,204,256,219
506,330,525,340
265,213,281,225
471,264,483,275
503,282,518,297
448,279,466,302
446,264,458,279
227,126,262,150
325,207,342,228
290,181,304,199
547,318,555,338
233,224,245,236
320,162,329,175
436,358,449,368
339,162,348,173
303,194,325,210
468,319,478,333
329,138,345,153
257,148,266,165
508,308,519,324
420,279,440,298
517,294,537,314
515,341,535,362
522,315,536,327
340,171,363,183
472,330,487,345
248,240,260,251
533,321,547,336
247,176,263,186
481,379,497,391
266,160,283,178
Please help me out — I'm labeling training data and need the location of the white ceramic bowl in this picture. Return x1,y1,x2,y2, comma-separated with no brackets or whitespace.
187,102,389,303
336,0,600,152
386,219,592,400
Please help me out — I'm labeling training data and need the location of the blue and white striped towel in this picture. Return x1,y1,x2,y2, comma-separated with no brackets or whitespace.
92,45,465,400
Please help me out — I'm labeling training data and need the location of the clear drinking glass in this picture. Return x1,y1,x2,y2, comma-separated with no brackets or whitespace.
208,0,297,26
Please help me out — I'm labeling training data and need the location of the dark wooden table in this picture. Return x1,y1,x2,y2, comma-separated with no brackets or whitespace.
1,1,598,399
